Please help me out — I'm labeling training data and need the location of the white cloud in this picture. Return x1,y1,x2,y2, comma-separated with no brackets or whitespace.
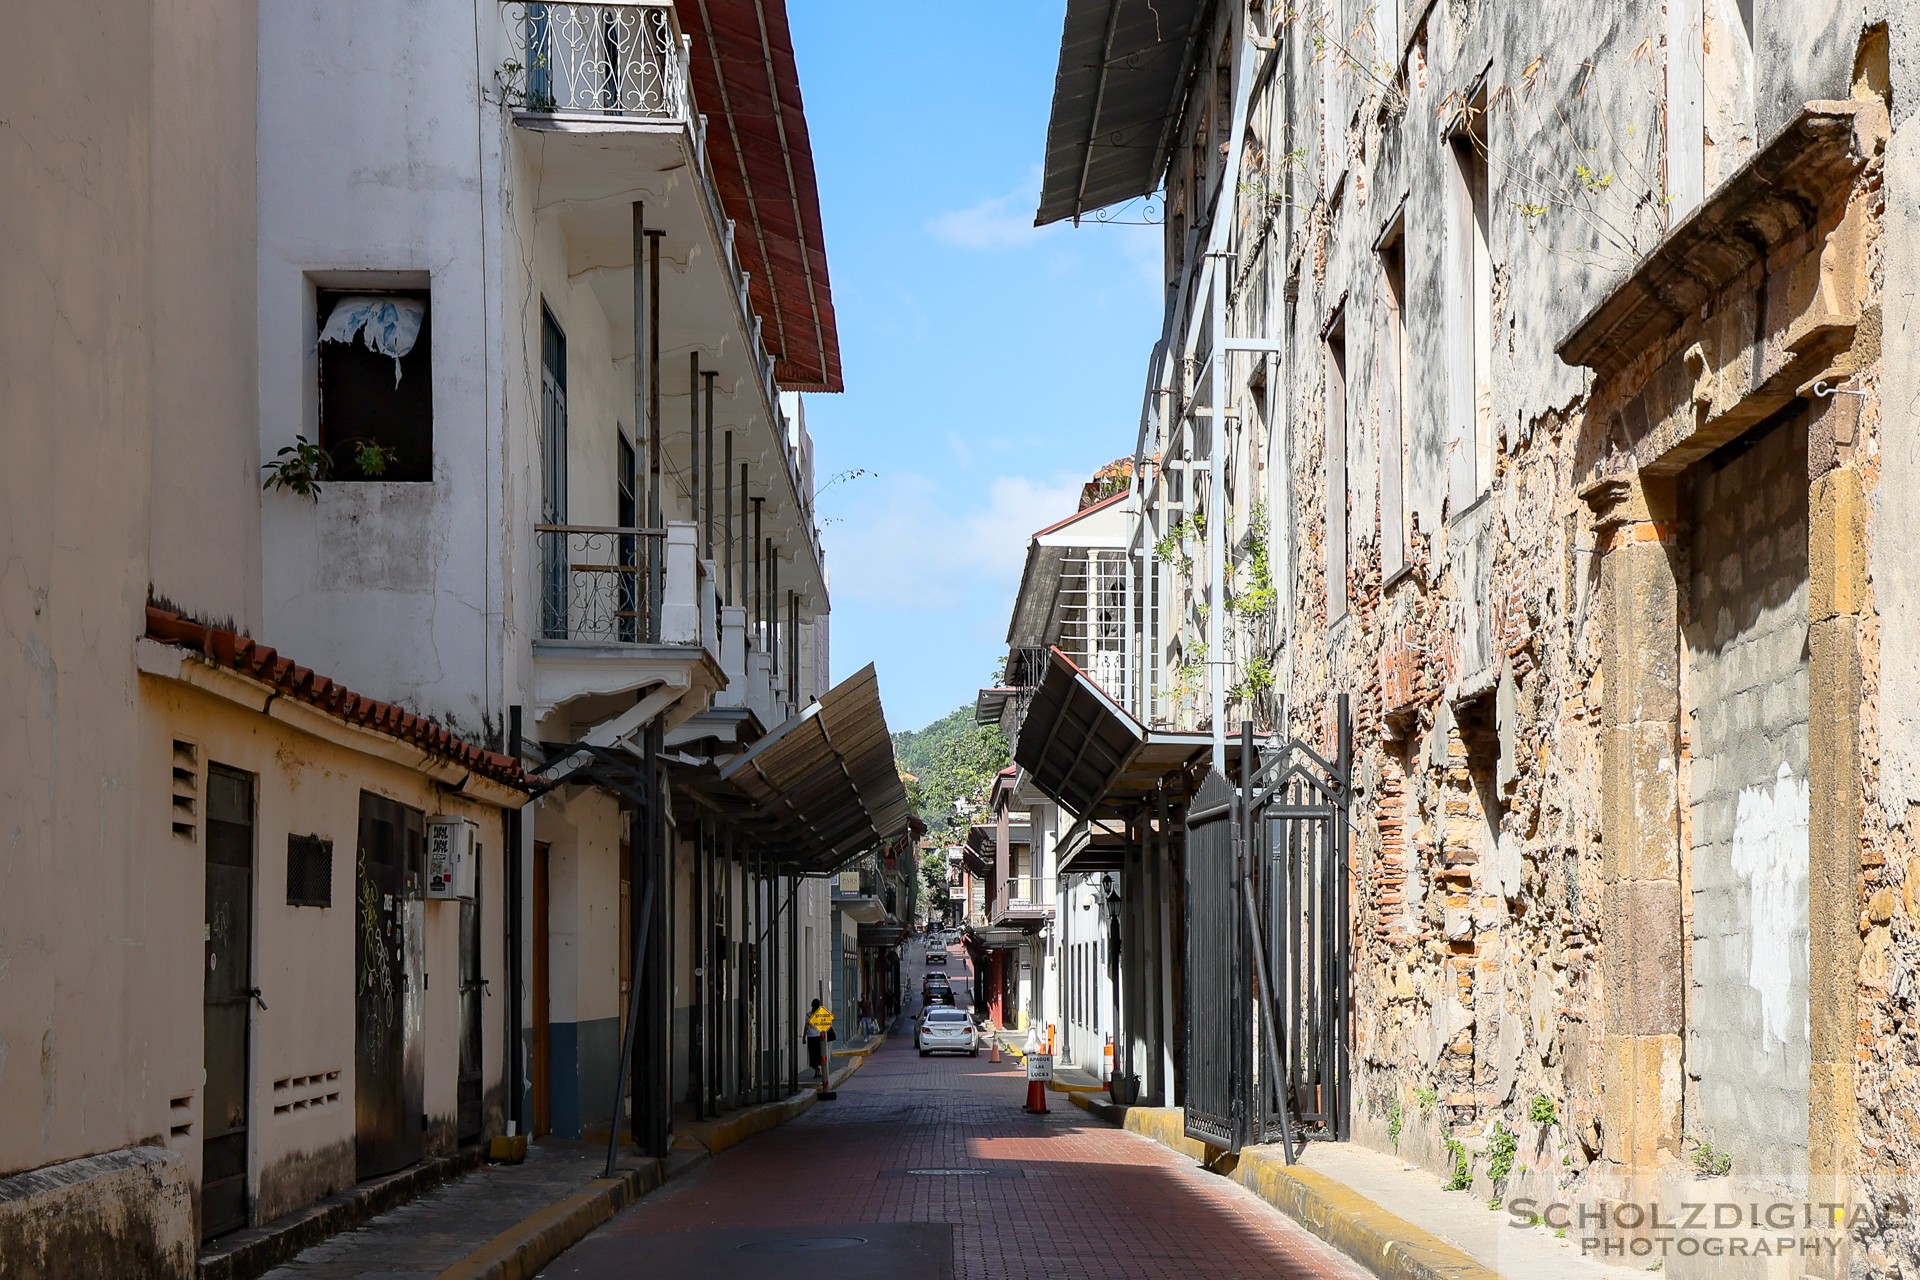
827,471,1087,614
926,167,1059,251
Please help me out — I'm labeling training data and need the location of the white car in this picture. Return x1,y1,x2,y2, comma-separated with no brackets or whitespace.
915,1007,979,1057
925,944,946,967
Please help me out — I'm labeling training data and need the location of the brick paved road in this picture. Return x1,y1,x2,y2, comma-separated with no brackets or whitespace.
538,947,1367,1280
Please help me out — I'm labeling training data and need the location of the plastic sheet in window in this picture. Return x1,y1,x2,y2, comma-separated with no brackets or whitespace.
320,295,425,385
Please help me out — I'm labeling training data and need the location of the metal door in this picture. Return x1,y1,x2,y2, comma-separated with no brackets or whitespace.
1252,706,1351,1146
355,793,425,1179
457,854,484,1144
202,764,256,1240
1182,768,1245,1150
1182,702,1351,1155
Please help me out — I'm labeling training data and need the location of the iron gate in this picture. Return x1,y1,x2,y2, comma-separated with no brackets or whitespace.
1184,699,1351,1154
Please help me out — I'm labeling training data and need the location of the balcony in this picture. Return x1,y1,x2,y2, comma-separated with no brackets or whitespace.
991,874,1054,930
506,2,826,599
505,2,690,123
532,520,723,726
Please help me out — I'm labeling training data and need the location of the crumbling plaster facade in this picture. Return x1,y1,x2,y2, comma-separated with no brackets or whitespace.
1143,0,1920,1273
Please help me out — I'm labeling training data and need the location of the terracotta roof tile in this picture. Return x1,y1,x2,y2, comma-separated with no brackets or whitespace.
144,605,525,791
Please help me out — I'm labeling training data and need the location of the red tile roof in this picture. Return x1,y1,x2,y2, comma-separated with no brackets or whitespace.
677,0,842,393
145,606,525,790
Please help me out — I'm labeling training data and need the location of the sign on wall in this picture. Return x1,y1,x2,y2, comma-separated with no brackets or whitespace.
425,816,475,900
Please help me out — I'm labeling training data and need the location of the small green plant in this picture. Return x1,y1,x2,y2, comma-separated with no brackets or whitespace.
1443,1137,1472,1191
1486,1122,1519,1207
262,435,399,500
1154,512,1207,575
262,435,334,498
1386,1098,1404,1146
1527,1094,1558,1127
1414,1086,1439,1114
1231,653,1276,706
1689,1136,1733,1178
1228,502,1278,620
346,439,398,477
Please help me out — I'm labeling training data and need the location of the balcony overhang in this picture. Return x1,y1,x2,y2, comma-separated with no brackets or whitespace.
1014,647,1254,818
832,893,888,925
858,922,907,949
1057,818,1128,874
973,927,1035,949
714,663,911,873
531,639,723,729
1036,0,1210,226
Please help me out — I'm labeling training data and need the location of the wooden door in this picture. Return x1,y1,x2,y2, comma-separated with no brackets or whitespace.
202,764,255,1241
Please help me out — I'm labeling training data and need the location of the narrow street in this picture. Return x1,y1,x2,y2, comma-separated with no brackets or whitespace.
536,946,1366,1280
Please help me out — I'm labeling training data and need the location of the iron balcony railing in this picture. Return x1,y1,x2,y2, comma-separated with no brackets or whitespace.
506,3,690,120
538,523,665,643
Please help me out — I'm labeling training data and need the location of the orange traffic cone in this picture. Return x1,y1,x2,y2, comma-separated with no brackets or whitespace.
1025,1075,1048,1113
989,1036,1002,1064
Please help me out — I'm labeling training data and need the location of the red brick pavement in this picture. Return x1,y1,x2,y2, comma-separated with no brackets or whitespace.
537,952,1367,1280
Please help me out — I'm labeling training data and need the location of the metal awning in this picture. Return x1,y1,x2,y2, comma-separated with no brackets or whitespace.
858,922,907,948
1012,647,1254,818
716,663,910,872
973,928,1031,950
1035,0,1210,226
1008,491,1131,647
1057,818,1129,873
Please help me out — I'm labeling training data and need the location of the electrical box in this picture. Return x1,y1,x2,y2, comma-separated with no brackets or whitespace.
425,816,475,900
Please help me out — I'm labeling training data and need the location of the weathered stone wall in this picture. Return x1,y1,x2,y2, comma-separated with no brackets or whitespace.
0,1147,196,1280
1206,3,1903,1272
1683,416,1811,1191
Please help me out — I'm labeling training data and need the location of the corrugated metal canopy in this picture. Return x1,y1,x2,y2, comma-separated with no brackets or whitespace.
1013,647,1255,817
716,663,910,871
1035,0,1210,226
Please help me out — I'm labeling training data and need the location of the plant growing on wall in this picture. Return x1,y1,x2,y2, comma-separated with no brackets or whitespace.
1486,1122,1519,1208
261,436,399,500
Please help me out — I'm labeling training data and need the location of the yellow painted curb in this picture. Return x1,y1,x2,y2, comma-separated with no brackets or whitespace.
435,1169,658,1280
1073,1099,1501,1280
831,1030,889,1059
1236,1151,1500,1280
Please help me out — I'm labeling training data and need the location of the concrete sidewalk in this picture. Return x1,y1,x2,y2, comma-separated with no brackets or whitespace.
250,1055,875,1280
1069,1096,1642,1280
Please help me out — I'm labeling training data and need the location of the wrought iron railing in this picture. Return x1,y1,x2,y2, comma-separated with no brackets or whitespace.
505,3,689,120
537,524,665,643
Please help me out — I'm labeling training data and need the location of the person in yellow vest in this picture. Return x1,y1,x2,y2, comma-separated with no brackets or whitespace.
806,998,832,1084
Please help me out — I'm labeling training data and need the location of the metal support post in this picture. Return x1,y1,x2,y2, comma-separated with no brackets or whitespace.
689,352,702,544
645,229,665,638
703,371,718,562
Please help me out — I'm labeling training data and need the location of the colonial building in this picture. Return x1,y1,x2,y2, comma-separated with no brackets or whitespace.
1,3,907,1275
1012,0,1918,1272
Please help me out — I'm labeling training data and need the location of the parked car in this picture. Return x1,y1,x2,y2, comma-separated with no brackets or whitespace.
915,1007,979,1057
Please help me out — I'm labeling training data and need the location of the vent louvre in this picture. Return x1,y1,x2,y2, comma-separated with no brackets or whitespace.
286,834,334,907
170,740,199,839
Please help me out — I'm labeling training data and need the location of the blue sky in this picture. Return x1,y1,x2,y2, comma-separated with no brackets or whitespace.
789,3,1164,734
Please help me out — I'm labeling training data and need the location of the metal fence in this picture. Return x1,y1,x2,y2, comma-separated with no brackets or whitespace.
1182,700,1351,1155
538,524,664,643
506,2,689,119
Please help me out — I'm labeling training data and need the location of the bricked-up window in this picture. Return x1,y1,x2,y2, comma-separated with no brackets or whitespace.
286,834,334,907
317,289,433,482
1446,84,1491,509
1378,227,1409,578
1324,313,1349,622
